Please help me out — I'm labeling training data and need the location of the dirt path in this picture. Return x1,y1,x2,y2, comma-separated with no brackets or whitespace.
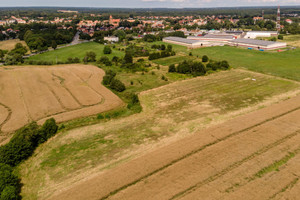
48,94,300,200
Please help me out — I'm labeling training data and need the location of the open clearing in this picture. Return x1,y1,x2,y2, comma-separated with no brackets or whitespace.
0,64,123,137
18,69,300,200
0,39,28,51
49,94,300,200
27,42,125,63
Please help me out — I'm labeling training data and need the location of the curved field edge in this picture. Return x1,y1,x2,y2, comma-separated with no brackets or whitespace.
0,64,124,134
17,69,300,200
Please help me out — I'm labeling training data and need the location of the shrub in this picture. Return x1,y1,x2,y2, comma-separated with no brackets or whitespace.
110,79,126,92
124,52,133,64
0,185,19,200
0,164,20,195
103,46,112,54
84,51,96,62
189,52,193,56
220,60,230,70
40,118,58,141
73,57,80,63
103,70,116,85
168,64,176,72
202,55,209,62
97,114,104,119
278,35,284,40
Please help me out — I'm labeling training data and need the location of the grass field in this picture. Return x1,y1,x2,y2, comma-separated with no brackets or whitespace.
28,42,125,63
0,39,28,52
282,34,300,47
18,69,300,200
152,43,300,81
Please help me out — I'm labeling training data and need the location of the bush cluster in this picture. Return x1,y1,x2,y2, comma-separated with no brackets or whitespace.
103,70,126,92
206,60,230,71
0,119,58,199
148,50,176,60
169,59,230,76
98,56,112,66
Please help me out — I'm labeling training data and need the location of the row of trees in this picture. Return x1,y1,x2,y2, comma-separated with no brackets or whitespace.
0,119,59,199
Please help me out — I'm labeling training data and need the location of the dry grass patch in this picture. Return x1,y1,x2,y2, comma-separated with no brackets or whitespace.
0,39,29,52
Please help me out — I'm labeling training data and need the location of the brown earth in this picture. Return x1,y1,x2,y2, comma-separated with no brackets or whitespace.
0,64,124,134
48,94,300,200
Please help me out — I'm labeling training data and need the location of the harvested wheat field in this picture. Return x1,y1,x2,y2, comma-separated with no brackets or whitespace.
49,94,300,200
18,69,300,200
0,64,124,135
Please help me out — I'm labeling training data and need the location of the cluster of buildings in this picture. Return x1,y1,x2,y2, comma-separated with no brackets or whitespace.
163,30,287,50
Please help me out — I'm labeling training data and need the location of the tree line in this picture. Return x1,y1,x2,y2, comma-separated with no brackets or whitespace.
0,119,59,200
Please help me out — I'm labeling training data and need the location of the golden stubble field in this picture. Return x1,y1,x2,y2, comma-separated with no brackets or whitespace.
0,64,123,139
18,69,300,200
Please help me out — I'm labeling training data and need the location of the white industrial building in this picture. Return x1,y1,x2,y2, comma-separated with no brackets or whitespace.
187,34,236,43
104,36,119,43
244,31,278,39
163,37,209,48
229,38,286,50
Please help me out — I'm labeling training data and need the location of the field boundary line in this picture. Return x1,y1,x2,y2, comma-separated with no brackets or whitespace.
0,102,12,131
171,130,300,199
12,71,32,122
99,106,300,200
268,177,299,199
69,70,106,103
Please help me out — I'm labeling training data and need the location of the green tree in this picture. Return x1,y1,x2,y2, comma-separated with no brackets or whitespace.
168,64,176,72
110,79,126,92
0,164,19,194
103,46,112,54
202,55,209,62
40,118,58,141
85,51,96,62
51,40,57,50
0,186,19,200
0,50,6,61
124,51,133,64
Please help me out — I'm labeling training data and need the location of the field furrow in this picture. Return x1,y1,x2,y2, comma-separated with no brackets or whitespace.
47,94,300,200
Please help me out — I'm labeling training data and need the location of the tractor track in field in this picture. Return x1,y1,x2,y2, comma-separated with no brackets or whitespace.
0,102,12,131
170,130,300,199
98,104,300,200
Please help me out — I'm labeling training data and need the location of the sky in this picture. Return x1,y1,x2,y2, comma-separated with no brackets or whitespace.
0,0,299,8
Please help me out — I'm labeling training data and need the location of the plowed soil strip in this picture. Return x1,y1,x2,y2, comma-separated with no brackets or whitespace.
48,95,300,200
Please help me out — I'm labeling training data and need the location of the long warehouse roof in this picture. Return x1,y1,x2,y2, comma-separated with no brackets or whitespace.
230,38,285,47
163,37,201,44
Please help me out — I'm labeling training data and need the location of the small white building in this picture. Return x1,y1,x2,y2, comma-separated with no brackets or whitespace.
104,36,119,43
244,31,278,39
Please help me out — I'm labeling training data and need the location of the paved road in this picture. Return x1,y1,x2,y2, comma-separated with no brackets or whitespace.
23,32,89,59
